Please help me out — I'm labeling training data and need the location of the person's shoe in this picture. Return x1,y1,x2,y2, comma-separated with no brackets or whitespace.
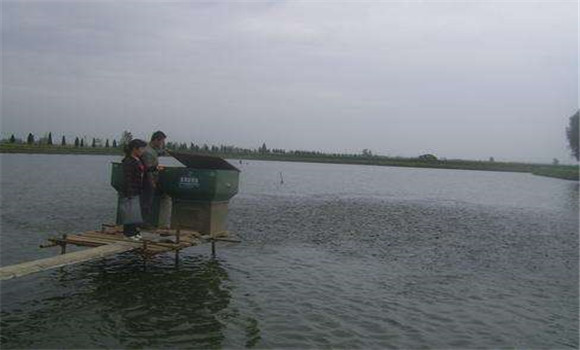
127,234,142,241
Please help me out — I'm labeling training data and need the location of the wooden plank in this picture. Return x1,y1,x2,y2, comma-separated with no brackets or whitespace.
78,233,133,243
49,236,120,248
213,237,242,243
0,243,137,281
83,232,197,249
154,228,201,238
80,233,188,250
61,233,146,246
50,228,201,252
50,237,174,255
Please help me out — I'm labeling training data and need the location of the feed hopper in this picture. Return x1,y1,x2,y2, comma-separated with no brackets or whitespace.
111,152,240,235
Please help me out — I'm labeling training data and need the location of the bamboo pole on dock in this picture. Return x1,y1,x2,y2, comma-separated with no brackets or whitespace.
0,243,137,281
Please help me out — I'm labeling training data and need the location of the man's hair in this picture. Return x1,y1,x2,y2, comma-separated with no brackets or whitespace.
151,131,167,142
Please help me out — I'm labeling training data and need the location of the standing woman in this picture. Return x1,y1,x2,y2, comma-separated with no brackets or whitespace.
120,139,148,240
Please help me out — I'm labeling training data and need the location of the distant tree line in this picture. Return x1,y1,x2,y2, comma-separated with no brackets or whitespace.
4,114,579,163
6,132,118,149
0,131,510,162
3,131,398,159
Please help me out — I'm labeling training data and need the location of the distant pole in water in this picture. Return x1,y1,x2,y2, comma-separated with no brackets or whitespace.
279,172,284,184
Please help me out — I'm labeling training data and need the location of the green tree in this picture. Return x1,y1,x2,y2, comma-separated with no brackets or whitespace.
9,134,15,143
47,132,53,145
27,133,34,145
566,110,579,160
112,139,117,148
105,139,110,148
418,154,438,161
120,131,132,147
259,142,269,154
80,138,84,147
74,137,80,147
91,138,96,148
61,135,66,146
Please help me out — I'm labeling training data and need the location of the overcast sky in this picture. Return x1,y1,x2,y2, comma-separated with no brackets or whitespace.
1,1,578,163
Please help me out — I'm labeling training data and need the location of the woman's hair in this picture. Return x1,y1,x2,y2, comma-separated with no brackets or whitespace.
124,139,148,156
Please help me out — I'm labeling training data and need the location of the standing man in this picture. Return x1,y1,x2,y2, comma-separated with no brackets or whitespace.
141,131,171,228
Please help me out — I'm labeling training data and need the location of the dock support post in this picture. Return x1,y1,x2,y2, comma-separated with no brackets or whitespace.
175,228,181,267
60,234,67,255
142,240,149,271
211,239,216,258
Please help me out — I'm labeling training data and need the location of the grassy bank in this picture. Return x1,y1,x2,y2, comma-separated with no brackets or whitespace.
1,143,578,181
531,167,580,181
235,153,578,180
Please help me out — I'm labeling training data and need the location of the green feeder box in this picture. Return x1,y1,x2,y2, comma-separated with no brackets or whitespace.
111,152,240,235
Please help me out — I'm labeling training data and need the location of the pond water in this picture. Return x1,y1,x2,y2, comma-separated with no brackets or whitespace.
1,154,578,349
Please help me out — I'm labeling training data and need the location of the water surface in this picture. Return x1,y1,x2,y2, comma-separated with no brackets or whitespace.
1,154,578,349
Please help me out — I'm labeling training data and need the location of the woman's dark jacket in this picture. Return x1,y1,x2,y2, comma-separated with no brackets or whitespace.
122,156,145,198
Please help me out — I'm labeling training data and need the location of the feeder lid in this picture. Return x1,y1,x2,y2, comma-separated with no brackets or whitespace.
168,151,240,171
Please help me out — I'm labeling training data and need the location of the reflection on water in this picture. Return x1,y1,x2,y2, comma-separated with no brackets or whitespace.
1,254,260,349
565,181,580,208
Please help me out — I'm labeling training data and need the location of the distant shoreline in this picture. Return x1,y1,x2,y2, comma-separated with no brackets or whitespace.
1,143,578,181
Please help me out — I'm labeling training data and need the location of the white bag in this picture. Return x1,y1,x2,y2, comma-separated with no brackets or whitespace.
119,196,143,225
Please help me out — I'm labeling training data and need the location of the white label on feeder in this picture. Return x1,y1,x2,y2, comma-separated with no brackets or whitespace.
179,176,200,189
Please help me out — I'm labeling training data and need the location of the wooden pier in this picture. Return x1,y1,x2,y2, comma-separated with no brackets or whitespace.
0,224,240,281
